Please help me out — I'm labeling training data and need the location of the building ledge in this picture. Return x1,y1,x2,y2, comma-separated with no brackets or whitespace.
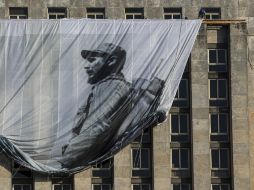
203,19,246,25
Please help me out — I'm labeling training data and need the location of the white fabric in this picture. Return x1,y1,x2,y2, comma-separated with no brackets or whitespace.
0,19,201,173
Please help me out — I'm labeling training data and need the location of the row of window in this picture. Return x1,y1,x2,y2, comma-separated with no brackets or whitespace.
171,148,230,170
8,7,221,20
170,112,229,142
173,78,228,108
13,183,231,190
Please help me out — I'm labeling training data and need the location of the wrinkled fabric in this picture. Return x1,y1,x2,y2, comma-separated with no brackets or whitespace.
0,19,201,173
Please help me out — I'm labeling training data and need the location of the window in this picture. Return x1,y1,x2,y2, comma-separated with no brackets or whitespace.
92,184,111,190
171,184,191,190
132,148,150,169
173,79,189,107
53,184,72,190
170,113,189,142
211,149,229,169
92,158,112,178
132,184,150,190
13,184,31,190
87,8,105,19
133,128,151,143
208,49,227,72
209,79,228,107
210,113,229,142
125,8,144,19
93,159,112,169
12,162,32,178
211,184,230,190
9,7,28,19
172,148,189,169
48,7,67,19
132,148,150,177
164,8,182,19
202,8,221,20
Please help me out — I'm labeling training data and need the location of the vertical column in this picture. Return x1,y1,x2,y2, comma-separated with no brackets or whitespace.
34,173,52,190
230,23,250,190
74,169,92,190
0,153,11,190
191,24,211,190
248,26,254,190
153,121,171,190
114,145,131,190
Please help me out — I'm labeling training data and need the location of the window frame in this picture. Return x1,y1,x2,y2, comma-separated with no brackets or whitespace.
163,8,182,19
209,79,228,100
93,158,112,170
171,148,190,170
209,113,228,135
131,148,150,170
132,184,151,190
211,183,230,190
86,8,105,19
174,79,189,100
211,148,230,170
9,7,28,19
202,7,221,20
13,184,32,190
170,113,189,135
171,183,191,190
125,8,144,19
47,7,67,19
52,184,72,190
208,49,227,72
92,184,111,190
12,162,32,179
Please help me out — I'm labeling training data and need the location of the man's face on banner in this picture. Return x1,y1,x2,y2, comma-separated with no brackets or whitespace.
84,55,105,84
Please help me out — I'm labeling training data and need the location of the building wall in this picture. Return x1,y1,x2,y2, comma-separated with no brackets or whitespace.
0,0,253,190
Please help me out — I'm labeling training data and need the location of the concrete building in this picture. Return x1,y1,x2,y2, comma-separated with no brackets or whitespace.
0,0,253,190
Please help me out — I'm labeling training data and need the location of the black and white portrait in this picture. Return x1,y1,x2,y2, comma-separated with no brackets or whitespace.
0,19,201,173
60,43,165,169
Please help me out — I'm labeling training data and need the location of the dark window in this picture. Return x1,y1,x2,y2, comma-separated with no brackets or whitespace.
13,185,32,190
209,79,228,107
125,8,144,19
208,49,227,72
12,162,32,178
132,148,150,177
173,79,189,107
211,149,229,169
132,184,150,190
93,158,112,169
87,8,105,19
171,113,189,142
132,148,150,169
92,158,112,178
48,7,67,19
172,149,189,169
53,184,72,190
133,128,151,143
210,113,229,141
211,113,228,133
9,7,28,19
172,184,191,190
164,8,182,19
202,8,221,20
212,184,230,190
92,184,111,190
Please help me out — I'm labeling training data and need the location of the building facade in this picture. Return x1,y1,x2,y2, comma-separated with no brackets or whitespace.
0,0,253,190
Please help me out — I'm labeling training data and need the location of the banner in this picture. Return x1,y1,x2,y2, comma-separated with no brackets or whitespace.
0,19,201,173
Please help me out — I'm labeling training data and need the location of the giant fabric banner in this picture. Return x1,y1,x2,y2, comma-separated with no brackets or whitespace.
0,19,201,173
